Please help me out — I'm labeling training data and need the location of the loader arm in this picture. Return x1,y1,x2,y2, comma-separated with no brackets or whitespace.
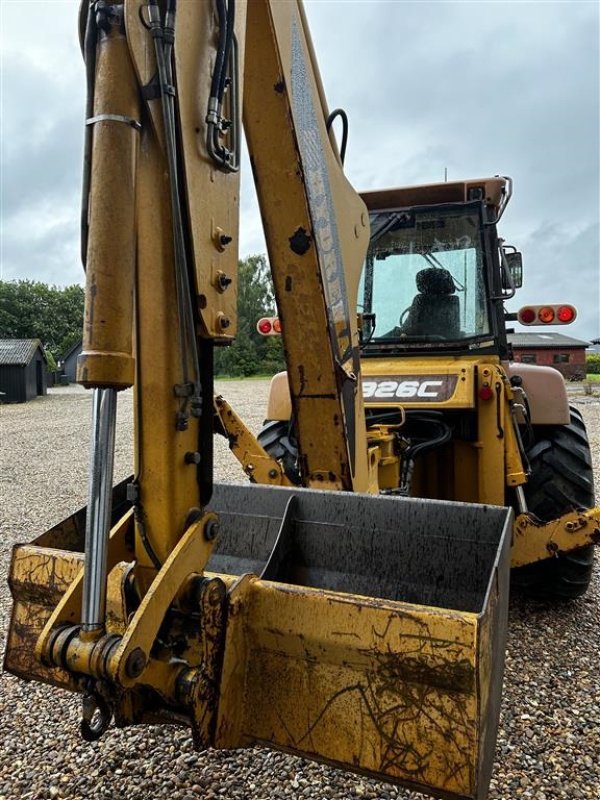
4,3,512,799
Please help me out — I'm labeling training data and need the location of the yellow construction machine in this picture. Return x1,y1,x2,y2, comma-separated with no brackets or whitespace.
255,175,600,601
4,2,594,800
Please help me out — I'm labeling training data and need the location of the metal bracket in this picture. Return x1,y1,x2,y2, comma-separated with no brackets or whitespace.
108,511,219,688
35,510,134,665
512,507,600,567
214,395,293,487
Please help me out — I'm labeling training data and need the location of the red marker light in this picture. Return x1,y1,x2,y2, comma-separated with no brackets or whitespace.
557,305,576,323
479,385,494,401
257,318,272,334
538,306,555,324
518,304,577,325
519,307,536,324
273,317,282,333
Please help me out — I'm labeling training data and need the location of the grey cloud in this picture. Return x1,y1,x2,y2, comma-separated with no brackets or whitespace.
509,220,600,341
303,2,598,336
3,1,598,337
2,203,82,286
2,32,84,285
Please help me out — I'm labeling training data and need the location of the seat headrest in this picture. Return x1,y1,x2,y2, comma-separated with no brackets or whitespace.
416,267,456,295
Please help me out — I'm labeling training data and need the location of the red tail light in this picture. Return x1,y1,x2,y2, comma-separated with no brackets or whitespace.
257,318,273,334
538,306,555,324
517,304,577,325
256,317,282,336
518,307,536,324
557,305,576,323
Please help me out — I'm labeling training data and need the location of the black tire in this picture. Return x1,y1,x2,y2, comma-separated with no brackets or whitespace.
512,406,596,600
257,419,301,485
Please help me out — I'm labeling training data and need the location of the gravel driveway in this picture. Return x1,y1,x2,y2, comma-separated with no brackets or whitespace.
1,380,598,800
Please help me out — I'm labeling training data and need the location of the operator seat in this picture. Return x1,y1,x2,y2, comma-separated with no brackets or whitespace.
402,267,460,338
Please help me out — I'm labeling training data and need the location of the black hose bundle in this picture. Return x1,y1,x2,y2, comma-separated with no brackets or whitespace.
206,0,239,171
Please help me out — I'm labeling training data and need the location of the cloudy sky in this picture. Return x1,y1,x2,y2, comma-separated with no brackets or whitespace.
1,1,599,339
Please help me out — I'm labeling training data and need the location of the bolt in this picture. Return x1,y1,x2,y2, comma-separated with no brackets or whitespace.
125,647,147,679
204,519,220,541
218,273,233,290
219,234,233,247
219,316,231,330
185,451,201,465
176,412,188,431
268,468,278,479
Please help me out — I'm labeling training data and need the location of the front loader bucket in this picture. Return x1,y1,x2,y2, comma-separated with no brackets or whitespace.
206,484,512,800
5,481,510,800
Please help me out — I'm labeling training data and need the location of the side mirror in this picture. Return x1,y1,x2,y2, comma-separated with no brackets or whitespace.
503,251,523,289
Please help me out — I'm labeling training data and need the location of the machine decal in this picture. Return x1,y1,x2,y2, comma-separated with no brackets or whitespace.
290,21,352,367
290,18,356,474
363,375,459,402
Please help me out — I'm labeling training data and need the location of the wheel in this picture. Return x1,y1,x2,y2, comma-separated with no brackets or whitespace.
257,419,301,485
512,407,596,600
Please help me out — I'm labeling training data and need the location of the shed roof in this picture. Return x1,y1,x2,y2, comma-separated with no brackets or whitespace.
508,332,590,349
60,338,83,362
0,339,46,366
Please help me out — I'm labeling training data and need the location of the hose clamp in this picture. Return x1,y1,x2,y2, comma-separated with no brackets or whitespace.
86,113,142,130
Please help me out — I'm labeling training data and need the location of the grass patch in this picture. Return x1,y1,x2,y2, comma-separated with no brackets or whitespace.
586,373,600,382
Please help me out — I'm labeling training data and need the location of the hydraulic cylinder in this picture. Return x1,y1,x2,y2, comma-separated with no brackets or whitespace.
77,6,139,390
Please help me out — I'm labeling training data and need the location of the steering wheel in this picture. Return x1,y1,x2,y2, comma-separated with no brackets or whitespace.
398,306,411,329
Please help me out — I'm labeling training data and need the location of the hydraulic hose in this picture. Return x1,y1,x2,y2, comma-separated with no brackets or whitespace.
210,0,229,102
147,0,201,427
218,0,235,102
206,0,239,171
326,108,348,165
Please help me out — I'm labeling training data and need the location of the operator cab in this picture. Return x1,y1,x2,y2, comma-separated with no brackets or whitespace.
358,177,515,357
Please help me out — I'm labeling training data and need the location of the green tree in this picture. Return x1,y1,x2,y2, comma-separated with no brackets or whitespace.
0,280,85,362
215,255,285,377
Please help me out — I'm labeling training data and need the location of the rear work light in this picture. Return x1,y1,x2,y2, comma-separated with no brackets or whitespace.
257,317,282,336
517,304,577,326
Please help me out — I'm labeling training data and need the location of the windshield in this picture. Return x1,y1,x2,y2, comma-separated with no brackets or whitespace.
360,203,491,346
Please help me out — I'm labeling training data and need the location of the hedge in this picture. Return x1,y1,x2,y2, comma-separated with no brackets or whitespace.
586,354,600,375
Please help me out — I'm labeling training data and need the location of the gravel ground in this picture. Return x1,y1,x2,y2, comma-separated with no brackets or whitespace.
1,380,599,800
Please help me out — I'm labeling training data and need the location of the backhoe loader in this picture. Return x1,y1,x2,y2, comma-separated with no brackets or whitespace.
1,2,577,800
255,175,599,601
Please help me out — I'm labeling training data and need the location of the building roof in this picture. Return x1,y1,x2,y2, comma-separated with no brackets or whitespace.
60,338,83,362
0,339,45,366
508,332,590,349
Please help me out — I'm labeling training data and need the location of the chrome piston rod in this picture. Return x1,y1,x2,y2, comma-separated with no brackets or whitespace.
81,387,118,634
